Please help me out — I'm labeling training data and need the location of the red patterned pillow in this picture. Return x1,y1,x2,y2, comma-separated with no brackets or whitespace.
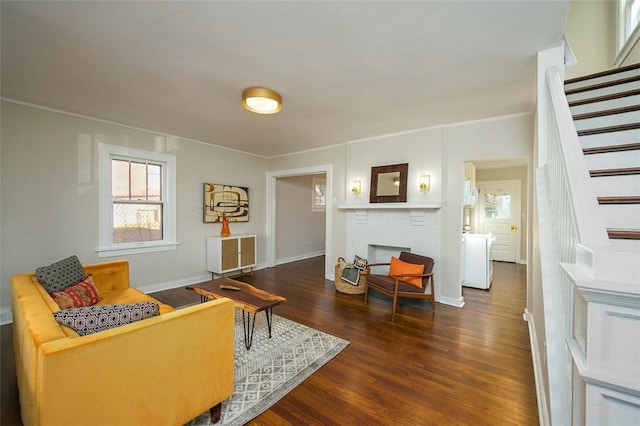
49,275,102,310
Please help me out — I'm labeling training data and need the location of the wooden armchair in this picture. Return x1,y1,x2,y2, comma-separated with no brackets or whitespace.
363,251,435,321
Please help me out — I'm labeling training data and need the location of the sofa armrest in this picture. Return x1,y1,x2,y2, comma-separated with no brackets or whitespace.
34,299,235,426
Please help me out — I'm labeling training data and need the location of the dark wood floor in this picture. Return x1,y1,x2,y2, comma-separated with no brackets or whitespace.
1,257,537,425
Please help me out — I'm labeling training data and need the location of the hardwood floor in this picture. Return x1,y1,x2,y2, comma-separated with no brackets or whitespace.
1,258,537,425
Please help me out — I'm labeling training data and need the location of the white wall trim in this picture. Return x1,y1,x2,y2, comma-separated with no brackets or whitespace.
0,97,267,159
138,273,212,294
266,165,333,280
1,308,13,326
138,263,268,293
438,295,465,308
345,112,534,147
276,251,325,266
524,308,551,426
614,13,640,67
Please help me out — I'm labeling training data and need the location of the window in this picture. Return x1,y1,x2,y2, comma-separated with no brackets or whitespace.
98,144,177,257
623,0,640,41
312,176,326,212
617,0,640,63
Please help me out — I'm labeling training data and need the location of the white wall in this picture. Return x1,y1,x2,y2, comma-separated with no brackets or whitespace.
441,114,534,305
0,101,267,318
344,128,443,205
564,0,616,79
275,175,326,263
564,0,640,76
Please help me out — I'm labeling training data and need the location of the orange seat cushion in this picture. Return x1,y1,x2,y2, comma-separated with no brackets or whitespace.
389,256,424,288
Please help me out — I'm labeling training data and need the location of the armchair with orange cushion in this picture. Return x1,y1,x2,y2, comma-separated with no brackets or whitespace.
363,251,435,321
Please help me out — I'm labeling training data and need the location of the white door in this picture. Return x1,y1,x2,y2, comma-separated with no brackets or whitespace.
477,180,521,263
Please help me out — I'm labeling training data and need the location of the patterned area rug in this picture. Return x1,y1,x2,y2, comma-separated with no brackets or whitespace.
185,309,349,426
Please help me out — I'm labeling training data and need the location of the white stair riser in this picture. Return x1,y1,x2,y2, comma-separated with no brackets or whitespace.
590,175,640,197
580,128,640,149
584,150,640,170
599,204,640,229
574,110,640,131
570,94,640,115
567,80,640,102
565,69,640,92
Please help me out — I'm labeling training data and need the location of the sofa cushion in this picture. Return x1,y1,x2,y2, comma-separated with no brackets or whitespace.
53,302,160,336
36,255,85,293
49,275,102,310
99,287,175,315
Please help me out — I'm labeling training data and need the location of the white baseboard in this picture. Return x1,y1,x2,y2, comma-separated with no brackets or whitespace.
438,294,465,308
518,259,528,265
1,308,13,326
276,251,325,266
138,263,268,294
138,273,212,294
523,308,550,426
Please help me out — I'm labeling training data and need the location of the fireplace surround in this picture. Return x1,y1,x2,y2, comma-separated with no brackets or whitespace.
343,206,441,297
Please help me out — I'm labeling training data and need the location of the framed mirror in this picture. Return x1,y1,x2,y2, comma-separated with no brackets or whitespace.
370,163,408,203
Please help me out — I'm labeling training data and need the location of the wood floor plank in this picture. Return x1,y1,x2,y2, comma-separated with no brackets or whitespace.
1,258,538,425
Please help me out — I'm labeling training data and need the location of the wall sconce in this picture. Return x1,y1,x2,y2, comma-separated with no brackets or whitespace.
352,180,361,194
420,175,430,191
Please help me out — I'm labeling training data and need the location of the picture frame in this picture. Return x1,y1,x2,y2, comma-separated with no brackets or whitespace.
369,163,408,203
203,183,249,223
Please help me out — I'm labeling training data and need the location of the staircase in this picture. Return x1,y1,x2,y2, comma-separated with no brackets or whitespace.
564,63,640,243
537,62,640,425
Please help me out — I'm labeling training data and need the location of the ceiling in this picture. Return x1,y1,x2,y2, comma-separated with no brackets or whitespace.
1,1,569,158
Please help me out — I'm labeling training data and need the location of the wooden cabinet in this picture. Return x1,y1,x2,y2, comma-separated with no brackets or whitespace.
207,235,256,275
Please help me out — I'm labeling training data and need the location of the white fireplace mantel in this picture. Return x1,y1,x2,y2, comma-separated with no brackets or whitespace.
337,202,442,210
337,202,441,225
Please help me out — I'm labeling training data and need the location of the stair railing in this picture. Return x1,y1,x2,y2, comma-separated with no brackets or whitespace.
544,66,610,250
535,65,610,424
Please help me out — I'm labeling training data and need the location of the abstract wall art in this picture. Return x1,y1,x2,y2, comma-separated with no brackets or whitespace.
203,183,249,223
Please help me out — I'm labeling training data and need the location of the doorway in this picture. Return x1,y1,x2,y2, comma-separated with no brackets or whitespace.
266,165,333,279
477,179,521,263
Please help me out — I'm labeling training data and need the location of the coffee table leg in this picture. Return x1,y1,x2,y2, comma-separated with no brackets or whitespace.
265,308,273,338
242,310,257,350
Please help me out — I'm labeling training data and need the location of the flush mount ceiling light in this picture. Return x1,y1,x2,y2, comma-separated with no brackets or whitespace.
242,87,282,114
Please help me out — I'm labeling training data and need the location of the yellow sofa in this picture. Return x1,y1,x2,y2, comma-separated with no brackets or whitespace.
11,260,234,426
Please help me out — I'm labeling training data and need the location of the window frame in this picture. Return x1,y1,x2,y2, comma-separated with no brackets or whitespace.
98,143,178,257
311,176,326,212
616,0,640,65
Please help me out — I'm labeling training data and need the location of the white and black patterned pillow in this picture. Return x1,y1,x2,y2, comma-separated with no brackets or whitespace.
53,302,160,336
36,255,85,293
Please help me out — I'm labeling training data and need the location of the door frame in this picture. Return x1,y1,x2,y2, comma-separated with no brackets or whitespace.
476,179,522,263
266,164,333,279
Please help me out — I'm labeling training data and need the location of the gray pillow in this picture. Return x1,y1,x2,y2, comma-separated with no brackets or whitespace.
53,302,160,336
35,255,85,293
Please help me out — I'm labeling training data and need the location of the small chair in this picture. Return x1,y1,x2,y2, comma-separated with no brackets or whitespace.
363,251,435,321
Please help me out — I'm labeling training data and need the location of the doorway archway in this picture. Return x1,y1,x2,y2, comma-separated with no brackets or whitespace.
266,164,333,279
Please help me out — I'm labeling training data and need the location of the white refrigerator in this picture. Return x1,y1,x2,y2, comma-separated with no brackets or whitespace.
462,232,494,289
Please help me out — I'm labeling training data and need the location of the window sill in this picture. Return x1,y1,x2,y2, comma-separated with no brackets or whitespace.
96,242,180,258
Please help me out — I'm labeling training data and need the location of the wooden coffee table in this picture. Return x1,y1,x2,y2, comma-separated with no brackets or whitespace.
186,278,286,349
